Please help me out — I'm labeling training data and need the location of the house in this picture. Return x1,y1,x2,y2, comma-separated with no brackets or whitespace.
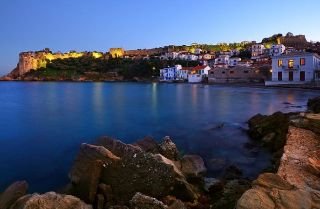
186,54,199,61
229,57,241,67
269,44,285,56
208,66,265,83
159,65,182,81
214,55,230,68
251,44,265,59
194,48,203,55
188,65,211,83
165,52,180,60
266,52,320,85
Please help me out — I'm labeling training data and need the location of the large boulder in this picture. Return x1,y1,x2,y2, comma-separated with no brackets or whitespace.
307,96,320,113
180,155,207,178
130,192,168,209
248,112,290,152
101,152,198,204
10,192,92,209
0,181,28,209
69,143,120,203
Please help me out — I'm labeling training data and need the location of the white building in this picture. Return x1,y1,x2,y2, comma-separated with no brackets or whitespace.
164,52,180,60
266,52,320,85
251,44,265,59
186,54,199,61
187,65,211,83
215,55,230,67
159,65,182,81
269,44,285,57
229,57,242,67
194,48,203,55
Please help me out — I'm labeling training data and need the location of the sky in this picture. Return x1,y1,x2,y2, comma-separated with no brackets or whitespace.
0,0,320,75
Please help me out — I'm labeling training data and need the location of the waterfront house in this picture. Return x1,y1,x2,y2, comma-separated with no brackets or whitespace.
214,55,230,67
269,44,285,57
188,65,211,83
251,44,265,60
208,66,264,83
266,52,320,85
159,65,182,81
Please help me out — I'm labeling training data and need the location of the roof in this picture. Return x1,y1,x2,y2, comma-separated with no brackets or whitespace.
192,65,209,71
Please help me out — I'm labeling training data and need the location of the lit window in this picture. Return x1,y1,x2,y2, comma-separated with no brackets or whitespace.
278,59,283,67
288,59,294,69
300,58,305,66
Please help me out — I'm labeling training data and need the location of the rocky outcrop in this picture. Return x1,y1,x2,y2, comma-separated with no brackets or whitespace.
69,136,203,207
10,192,92,209
237,125,320,209
308,96,320,113
0,181,28,209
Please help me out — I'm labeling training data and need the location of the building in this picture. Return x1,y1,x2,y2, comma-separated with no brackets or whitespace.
269,44,285,57
159,65,182,81
208,66,265,83
251,44,265,59
188,65,211,83
266,52,320,85
229,57,241,67
214,55,230,67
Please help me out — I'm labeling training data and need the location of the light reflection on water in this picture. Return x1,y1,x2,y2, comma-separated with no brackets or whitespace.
0,82,318,192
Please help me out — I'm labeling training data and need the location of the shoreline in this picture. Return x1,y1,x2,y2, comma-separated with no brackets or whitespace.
1,79,320,91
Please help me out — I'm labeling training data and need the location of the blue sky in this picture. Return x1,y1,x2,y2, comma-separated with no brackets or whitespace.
0,0,319,75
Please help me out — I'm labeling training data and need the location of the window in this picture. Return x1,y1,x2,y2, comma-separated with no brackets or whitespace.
288,59,294,69
278,59,283,67
230,71,234,74
244,70,249,73
222,71,225,74
300,58,305,66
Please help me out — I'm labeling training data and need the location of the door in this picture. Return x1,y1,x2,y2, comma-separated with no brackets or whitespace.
278,72,282,81
300,71,305,81
289,71,293,81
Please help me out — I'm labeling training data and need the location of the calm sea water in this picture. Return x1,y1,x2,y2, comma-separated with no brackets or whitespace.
0,82,318,192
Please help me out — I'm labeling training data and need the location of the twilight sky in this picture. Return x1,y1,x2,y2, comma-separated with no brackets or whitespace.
0,0,319,75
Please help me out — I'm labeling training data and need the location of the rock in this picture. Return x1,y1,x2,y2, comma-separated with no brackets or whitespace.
0,181,28,209
10,192,92,209
159,136,179,161
306,157,320,175
180,155,207,178
253,173,295,190
101,152,198,204
109,206,130,209
134,136,160,153
168,199,186,209
97,183,113,206
248,112,290,152
69,143,120,203
130,192,168,209
95,136,142,158
236,189,275,209
307,96,320,113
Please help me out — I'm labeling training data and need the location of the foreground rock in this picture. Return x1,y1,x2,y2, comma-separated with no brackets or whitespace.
10,192,92,209
69,136,203,207
0,181,28,209
130,193,168,209
237,126,320,209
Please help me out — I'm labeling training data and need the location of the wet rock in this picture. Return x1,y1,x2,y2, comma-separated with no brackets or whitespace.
69,143,120,203
134,136,160,154
162,196,187,209
159,136,179,161
10,192,92,209
95,136,142,158
95,194,104,209
307,96,320,113
248,112,290,152
101,152,198,204
130,192,168,209
180,155,207,178
109,206,129,209
0,181,28,209
203,178,223,193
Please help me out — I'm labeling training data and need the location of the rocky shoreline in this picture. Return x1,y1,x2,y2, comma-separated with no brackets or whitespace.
1,97,320,209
